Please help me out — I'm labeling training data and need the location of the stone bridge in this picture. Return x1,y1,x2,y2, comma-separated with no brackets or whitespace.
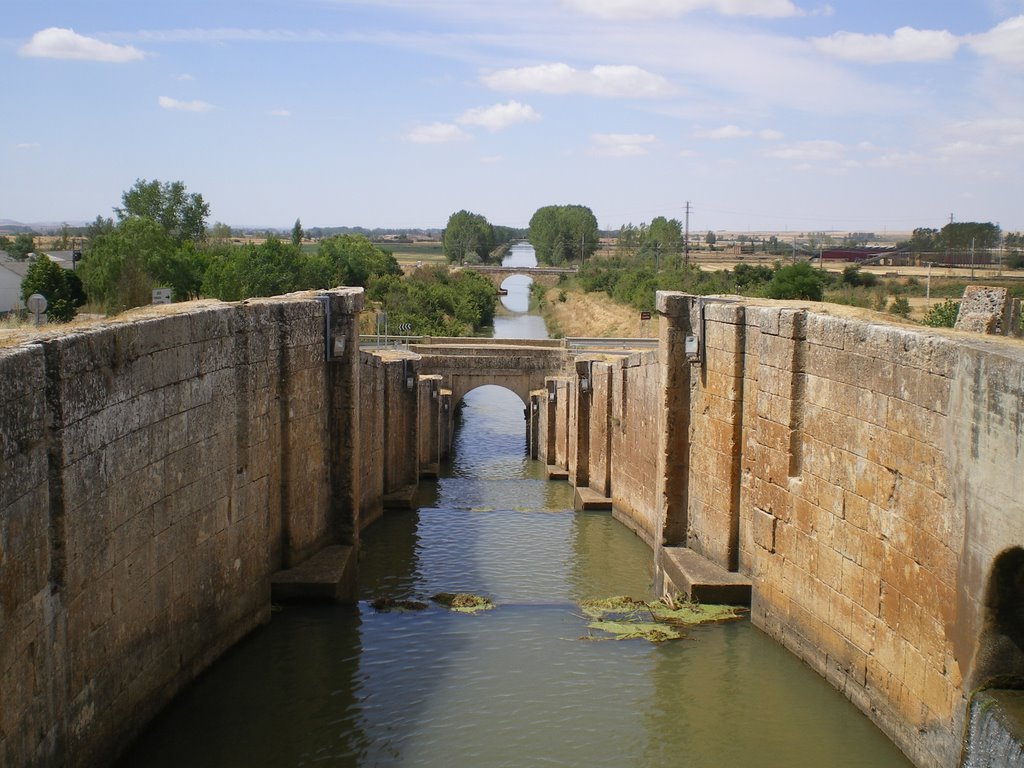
458,264,577,289
408,337,570,406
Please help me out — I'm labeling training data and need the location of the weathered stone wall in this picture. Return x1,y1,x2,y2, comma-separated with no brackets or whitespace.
0,289,362,768
553,378,570,469
607,352,661,547
653,293,1024,768
359,352,386,529
358,351,421,514
384,356,420,496
588,361,613,497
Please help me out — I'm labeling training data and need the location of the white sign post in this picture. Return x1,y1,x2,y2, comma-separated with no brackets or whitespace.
27,293,48,326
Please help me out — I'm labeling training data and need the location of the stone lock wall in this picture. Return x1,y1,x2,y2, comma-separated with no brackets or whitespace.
653,293,1024,768
358,350,422,519
0,289,362,768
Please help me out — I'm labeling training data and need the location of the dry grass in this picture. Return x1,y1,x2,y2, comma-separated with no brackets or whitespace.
539,287,645,338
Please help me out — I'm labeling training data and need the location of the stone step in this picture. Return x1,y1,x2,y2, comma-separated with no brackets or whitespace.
546,465,569,480
574,487,612,511
659,547,751,606
383,486,417,509
270,545,356,603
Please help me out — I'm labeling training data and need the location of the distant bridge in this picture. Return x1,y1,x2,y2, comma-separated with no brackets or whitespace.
457,265,577,289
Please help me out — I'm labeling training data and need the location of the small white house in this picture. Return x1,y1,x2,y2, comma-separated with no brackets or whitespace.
0,252,30,314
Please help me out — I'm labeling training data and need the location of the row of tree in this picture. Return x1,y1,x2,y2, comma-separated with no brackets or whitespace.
69,179,406,314
442,204,604,266
902,222,1004,252
25,179,499,337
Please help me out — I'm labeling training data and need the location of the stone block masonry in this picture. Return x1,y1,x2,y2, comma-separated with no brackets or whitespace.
0,289,362,768
651,293,1024,768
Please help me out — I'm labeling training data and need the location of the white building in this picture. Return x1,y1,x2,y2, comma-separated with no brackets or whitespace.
0,252,30,314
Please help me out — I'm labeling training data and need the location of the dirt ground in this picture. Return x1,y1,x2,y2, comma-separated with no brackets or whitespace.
540,287,650,338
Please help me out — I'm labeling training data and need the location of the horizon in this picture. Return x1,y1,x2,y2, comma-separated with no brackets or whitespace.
4,1,1024,232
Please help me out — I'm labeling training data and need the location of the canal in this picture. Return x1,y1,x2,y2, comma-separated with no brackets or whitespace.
118,243,913,767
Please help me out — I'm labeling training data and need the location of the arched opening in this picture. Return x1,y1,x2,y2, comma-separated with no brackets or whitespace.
499,274,533,313
971,546,1024,690
448,385,532,478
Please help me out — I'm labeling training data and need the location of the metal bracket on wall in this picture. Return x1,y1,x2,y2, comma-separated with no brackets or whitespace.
685,297,705,366
317,295,349,362
316,296,334,361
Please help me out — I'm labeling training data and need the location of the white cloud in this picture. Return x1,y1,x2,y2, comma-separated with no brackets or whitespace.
269,108,292,117
480,155,505,164
562,0,799,19
15,143,40,150
158,96,214,112
867,151,926,168
759,128,784,141
457,101,541,132
938,141,997,158
812,27,960,63
176,73,195,81
769,139,845,161
482,63,675,99
591,133,657,157
19,27,145,63
968,15,1024,66
406,122,470,143
942,117,1024,148
699,124,752,139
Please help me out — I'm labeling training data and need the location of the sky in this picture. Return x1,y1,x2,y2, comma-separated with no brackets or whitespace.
3,0,1024,233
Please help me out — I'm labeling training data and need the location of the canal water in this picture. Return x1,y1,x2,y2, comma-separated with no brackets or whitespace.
119,244,913,767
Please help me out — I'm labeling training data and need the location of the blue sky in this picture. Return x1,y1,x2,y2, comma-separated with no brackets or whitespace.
3,0,1023,233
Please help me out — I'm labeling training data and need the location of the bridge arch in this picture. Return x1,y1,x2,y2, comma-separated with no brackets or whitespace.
410,339,569,420
458,265,576,290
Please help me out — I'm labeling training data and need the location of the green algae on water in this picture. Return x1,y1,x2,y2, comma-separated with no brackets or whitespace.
580,595,745,642
370,597,429,612
431,592,495,613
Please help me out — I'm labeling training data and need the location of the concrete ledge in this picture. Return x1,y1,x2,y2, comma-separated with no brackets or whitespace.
659,547,751,606
383,486,417,509
270,545,357,603
547,465,569,480
574,487,612,511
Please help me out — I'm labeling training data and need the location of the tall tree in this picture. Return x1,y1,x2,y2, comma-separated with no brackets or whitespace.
443,210,495,264
528,205,598,265
291,218,304,247
20,256,84,322
940,222,1001,251
79,217,176,312
115,178,210,245
319,234,401,286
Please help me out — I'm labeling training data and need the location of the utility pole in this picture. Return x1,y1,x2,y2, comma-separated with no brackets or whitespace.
683,201,691,267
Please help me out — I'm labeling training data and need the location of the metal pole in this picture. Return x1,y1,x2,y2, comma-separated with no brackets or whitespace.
683,201,691,267
971,237,975,280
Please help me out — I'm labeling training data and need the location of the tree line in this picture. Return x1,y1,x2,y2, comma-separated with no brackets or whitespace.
441,204,601,266
15,179,497,335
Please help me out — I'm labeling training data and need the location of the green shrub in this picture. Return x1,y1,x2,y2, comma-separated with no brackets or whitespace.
921,298,960,327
